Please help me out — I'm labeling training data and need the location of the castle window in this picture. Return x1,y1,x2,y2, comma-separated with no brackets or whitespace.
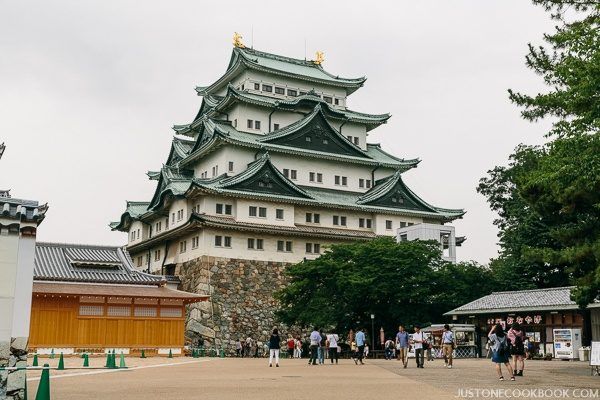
255,121,261,130
341,216,347,226
299,91,307,96
283,168,289,177
215,236,223,247
192,236,199,249
335,175,340,185
276,209,284,220
323,96,332,104
323,139,328,144
130,232,135,242
408,222,414,226
333,215,339,226
290,170,297,180
248,238,263,250
317,173,322,183
224,236,232,248
256,239,264,250
359,218,365,228
247,119,253,129
342,177,347,186
273,123,280,130
306,212,312,223
334,98,339,105
254,83,260,90
366,179,372,188
258,207,267,218
137,256,142,267
249,206,257,217
359,179,365,188
137,229,140,239
305,136,311,142
386,220,393,230
262,84,272,92
233,119,237,128
306,243,321,254
277,240,293,252
228,161,234,172
275,87,285,95
287,89,297,97
179,240,187,253
314,213,320,223
155,221,162,233
225,204,232,215
247,238,254,249
216,204,223,214
400,222,407,228
353,137,359,146
309,172,315,182
154,249,161,261
366,218,372,228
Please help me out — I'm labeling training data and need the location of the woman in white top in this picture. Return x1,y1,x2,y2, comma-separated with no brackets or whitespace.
327,333,339,364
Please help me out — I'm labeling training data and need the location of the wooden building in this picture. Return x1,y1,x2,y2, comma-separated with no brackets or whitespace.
28,242,207,355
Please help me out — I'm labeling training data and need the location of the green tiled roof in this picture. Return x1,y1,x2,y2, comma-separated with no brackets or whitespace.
178,116,418,169
196,48,366,97
110,201,151,231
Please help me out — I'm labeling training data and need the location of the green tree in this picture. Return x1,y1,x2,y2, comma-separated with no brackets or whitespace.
508,1,600,137
275,237,496,338
480,0,600,305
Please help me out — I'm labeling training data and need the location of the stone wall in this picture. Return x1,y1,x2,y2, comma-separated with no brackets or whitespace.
0,337,28,400
177,256,291,354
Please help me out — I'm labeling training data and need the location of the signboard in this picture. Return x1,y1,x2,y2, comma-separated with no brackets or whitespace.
591,342,600,367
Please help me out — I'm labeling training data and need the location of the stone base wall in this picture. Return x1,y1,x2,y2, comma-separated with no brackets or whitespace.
176,256,291,354
0,337,28,400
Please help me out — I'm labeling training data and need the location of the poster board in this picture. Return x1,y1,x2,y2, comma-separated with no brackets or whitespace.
591,342,600,367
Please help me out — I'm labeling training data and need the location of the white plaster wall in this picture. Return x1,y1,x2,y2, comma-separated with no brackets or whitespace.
193,146,255,178
11,235,36,337
269,153,383,192
0,232,19,344
236,198,295,226
374,214,424,236
168,198,189,229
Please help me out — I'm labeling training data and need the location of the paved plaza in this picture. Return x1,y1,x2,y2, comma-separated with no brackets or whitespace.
26,356,599,399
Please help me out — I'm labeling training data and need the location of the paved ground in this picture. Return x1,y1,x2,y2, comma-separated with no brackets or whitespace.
26,356,599,399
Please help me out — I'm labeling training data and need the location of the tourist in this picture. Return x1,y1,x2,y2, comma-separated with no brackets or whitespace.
235,339,242,357
355,328,366,365
442,324,455,368
425,334,434,361
268,328,281,367
412,326,425,368
287,336,295,359
364,343,370,358
327,332,339,364
245,336,252,357
294,337,302,358
350,340,357,362
396,325,409,368
309,327,321,365
488,323,515,381
384,338,395,360
507,323,525,376
318,329,326,365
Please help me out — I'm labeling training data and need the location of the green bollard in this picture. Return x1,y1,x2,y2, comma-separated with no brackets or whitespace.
35,364,50,400
111,352,117,369
32,353,39,367
57,352,65,370
168,349,173,359
50,349,55,359
104,352,110,368
200,347,205,357
220,348,225,358
141,349,146,359
83,353,89,367
119,352,127,369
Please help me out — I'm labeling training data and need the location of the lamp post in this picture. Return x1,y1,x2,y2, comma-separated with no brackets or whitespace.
370,314,375,358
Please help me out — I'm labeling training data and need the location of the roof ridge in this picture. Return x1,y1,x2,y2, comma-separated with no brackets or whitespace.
240,47,315,67
37,241,123,250
490,286,574,295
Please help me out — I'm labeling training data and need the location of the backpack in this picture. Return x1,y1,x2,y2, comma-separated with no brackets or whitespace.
498,336,509,355
513,332,524,352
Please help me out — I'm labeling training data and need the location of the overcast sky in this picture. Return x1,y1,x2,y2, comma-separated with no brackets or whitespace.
0,0,556,263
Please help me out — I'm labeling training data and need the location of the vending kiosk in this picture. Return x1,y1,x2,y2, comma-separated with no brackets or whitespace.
553,328,582,359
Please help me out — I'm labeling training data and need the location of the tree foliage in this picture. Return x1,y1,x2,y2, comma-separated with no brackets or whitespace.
275,238,495,336
508,1,600,137
481,0,600,306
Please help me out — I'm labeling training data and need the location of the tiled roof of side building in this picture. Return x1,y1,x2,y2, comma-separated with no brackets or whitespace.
34,242,163,285
0,197,48,225
196,47,366,97
444,287,582,315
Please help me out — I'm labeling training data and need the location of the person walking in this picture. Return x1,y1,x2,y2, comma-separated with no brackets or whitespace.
286,336,295,359
507,323,526,376
489,323,515,381
294,337,302,358
235,339,242,357
327,333,339,364
412,326,425,368
442,324,455,369
268,328,281,367
355,328,366,365
309,327,320,365
318,329,326,365
396,325,409,368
